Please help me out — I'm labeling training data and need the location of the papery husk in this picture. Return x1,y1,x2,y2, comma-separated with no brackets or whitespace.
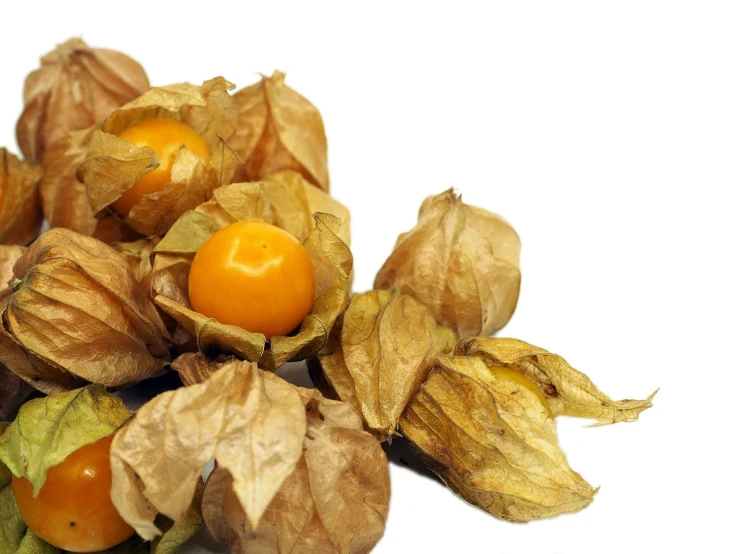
109,359,307,540
375,189,521,337
149,183,352,370
202,386,390,554
312,289,457,441
77,78,241,237
263,170,351,245
1,228,169,392
0,149,43,246
16,38,150,164
456,337,657,424
0,246,25,290
230,71,329,192
40,125,138,242
113,237,160,283
400,354,596,522
170,352,236,387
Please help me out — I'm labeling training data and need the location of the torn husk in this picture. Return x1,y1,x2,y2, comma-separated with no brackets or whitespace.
149,182,352,370
400,354,596,522
16,38,150,164
375,189,521,337
201,385,390,554
40,125,139,242
77,78,241,237
312,289,457,441
0,149,43,246
230,71,330,192
0,228,169,392
456,337,657,424
109,359,307,540
263,170,351,245
0,388,202,553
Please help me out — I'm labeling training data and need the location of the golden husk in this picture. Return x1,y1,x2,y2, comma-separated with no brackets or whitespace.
456,337,657,424
0,149,43,246
0,228,169,392
400,354,596,522
77,78,241,237
148,182,352,370
202,385,390,554
230,71,329,192
16,38,149,163
312,289,457,441
40,125,138,242
109,360,308,540
375,189,521,337
112,237,159,283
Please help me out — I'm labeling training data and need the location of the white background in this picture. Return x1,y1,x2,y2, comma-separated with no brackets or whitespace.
2,2,738,553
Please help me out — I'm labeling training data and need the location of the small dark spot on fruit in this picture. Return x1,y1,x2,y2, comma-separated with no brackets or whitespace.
262,243,267,248
70,521,76,527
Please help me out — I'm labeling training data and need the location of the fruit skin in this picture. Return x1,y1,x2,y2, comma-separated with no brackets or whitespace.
189,221,316,340
490,365,554,418
11,434,136,553
112,117,210,216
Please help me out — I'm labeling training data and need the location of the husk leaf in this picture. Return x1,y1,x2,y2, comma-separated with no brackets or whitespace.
16,38,149,163
150,184,352,369
400,354,596,521
113,237,159,283
262,170,350,244
202,388,390,554
77,79,240,237
1,228,169,391
109,360,306,540
314,289,457,440
0,149,43,246
456,337,657,424
231,71,329,192
0,385,132,495
375,188,521,337
0,246,26,290
170,352,236,387
40,125,137,242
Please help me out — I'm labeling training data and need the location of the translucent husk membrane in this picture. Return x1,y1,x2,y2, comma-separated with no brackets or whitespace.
0,149,43,246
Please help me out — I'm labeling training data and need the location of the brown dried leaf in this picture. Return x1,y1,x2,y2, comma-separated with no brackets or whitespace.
1,228,169,391
112,237,159,283
0,149,43,246
40,125,136,242
170,352,236,386
263,170,351,245
231,71,329,192
456,337,657,424
203,388,390,554
16,38,149,163
77,78,240,237
150,186,352,369
109,360,307,540
375,189,521,337
400,354,596,521
315,290,457,440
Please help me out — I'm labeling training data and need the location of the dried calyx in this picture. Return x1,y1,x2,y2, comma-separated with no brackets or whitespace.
0,149,43,246
148,181,352,370
0,228,169,393
230,71,330,192
77,77,241,237
375,188,521,338
16,38,149,164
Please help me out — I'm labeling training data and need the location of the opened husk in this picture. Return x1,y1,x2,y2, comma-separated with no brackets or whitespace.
149,182,352,369
40,125,138,242
109,359,307,540
0,228,169,392
230,71,329,192
312,289,457,440
375,189,521,337
77,78,241,237
400,354,596,521
456,337,657,424
16,38,149,164
0,149,43,246
0,390,202,553
202,386,390,554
